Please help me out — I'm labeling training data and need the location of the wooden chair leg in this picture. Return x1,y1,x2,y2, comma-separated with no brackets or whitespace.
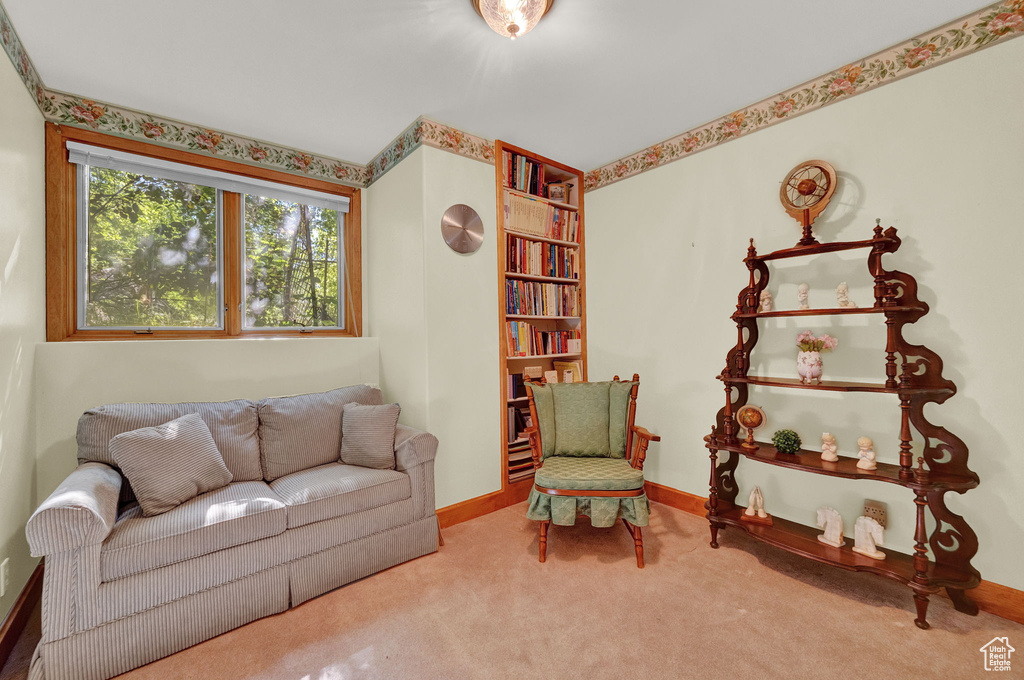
622,519,644,568
539,521,550,563
436,517,444,547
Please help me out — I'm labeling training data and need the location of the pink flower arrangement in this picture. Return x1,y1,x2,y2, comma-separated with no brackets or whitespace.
797,330,838,353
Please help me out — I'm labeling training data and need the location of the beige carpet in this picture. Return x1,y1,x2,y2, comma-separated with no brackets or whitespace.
3,502,1021,679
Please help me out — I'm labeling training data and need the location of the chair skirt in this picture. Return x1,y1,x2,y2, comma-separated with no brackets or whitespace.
526,488,650,528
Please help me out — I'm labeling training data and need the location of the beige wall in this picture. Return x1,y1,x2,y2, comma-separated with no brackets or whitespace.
0,55,45,618
584,38,1024,589
366,145,501,509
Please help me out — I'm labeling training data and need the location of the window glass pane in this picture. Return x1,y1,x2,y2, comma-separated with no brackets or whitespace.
83,167,220,328
244,196,341,328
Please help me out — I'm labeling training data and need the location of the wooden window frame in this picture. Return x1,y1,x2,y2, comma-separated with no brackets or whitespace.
45,122,362,341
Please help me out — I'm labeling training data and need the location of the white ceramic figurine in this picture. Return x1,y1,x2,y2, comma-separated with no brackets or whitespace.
759,289,773,313
836,282,858,308
744,486,768,519
821,432,839,462
797,282,810,309
856,436,877,470
853,516,886,560
816,506,846,547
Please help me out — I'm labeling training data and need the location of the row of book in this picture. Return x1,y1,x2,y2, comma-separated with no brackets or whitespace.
507,373,527,400
502,150,546,196
506,404,532,445
503,192,580,243
506,280,580,317
506,322,582,357
507,236,579,279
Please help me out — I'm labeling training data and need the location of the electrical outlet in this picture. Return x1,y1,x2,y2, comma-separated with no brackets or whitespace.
864,500,887,528
0,558,8,598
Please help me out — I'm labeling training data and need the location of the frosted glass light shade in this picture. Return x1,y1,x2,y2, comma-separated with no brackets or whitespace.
472,0,554,40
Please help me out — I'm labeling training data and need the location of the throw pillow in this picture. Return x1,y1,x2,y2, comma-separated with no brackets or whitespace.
340,403,401,469
110,413,233,516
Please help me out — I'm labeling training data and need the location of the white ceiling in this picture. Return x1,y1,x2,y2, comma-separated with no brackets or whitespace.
5,0,988,170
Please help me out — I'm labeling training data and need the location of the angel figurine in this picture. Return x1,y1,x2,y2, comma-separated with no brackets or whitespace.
856,436,877,470
836,282,857,308
797,283,810,309
821,432,839,462
759,289,773,313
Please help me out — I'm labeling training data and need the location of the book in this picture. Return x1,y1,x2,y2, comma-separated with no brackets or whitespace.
553,360,582,383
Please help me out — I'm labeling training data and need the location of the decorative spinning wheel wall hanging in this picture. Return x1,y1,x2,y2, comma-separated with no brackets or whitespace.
780,160,837,246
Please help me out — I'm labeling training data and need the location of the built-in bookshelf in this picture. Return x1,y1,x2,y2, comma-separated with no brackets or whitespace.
495,141,587,497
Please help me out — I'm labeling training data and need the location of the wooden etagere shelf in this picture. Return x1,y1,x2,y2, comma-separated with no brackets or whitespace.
495,140,587,499
704,224,981,630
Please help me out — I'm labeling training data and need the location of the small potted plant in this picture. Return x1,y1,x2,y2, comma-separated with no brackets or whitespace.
796,331,838,384
772,429,802,455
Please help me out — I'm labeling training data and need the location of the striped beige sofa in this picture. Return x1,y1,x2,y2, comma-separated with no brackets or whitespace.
25,385,438,680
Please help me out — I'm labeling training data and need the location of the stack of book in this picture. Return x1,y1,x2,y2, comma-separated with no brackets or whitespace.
508,446,535,482
507,236,579,279
502,151,545,196
506,322,582,357
503,193,579,242
506,280,580,317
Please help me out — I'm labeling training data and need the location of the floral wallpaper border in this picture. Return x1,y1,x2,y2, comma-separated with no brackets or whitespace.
365,117,495,185
2,1,1022,192
583,2,1024,192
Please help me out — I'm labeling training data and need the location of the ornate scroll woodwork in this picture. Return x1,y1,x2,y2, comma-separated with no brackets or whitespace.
705,222,980,629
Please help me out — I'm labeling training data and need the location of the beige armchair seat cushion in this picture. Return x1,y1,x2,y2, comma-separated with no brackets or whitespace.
269,463,411,529
101,481,286,582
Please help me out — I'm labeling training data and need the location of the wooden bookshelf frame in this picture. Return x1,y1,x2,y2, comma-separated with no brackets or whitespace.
494,140,587,503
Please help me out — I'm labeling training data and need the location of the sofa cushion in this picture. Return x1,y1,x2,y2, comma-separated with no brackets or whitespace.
340,403,401,470
534,457,644,491
110,414,233,517
78,400,262,483
269,463,411,529
100,481,286,582
257,385,384,481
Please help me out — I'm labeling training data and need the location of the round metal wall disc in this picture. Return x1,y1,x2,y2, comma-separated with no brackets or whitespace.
441,204,484,254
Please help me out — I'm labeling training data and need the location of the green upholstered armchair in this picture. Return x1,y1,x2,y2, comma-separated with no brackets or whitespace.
523,374,660,568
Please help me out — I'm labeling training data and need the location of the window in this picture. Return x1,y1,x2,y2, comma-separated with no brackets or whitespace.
244,195,341,328
80,167,222,329
46,124,361,340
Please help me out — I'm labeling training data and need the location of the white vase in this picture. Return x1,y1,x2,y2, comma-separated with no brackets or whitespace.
797,350,823,384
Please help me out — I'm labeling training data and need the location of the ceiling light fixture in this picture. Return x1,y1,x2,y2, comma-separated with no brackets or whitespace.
472,0,554,41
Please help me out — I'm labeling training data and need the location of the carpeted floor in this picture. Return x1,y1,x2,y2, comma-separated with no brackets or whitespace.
3,502,1021,679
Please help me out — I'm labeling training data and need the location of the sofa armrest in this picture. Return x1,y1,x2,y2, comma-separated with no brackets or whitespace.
26,462,122,557
394,424,438,472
